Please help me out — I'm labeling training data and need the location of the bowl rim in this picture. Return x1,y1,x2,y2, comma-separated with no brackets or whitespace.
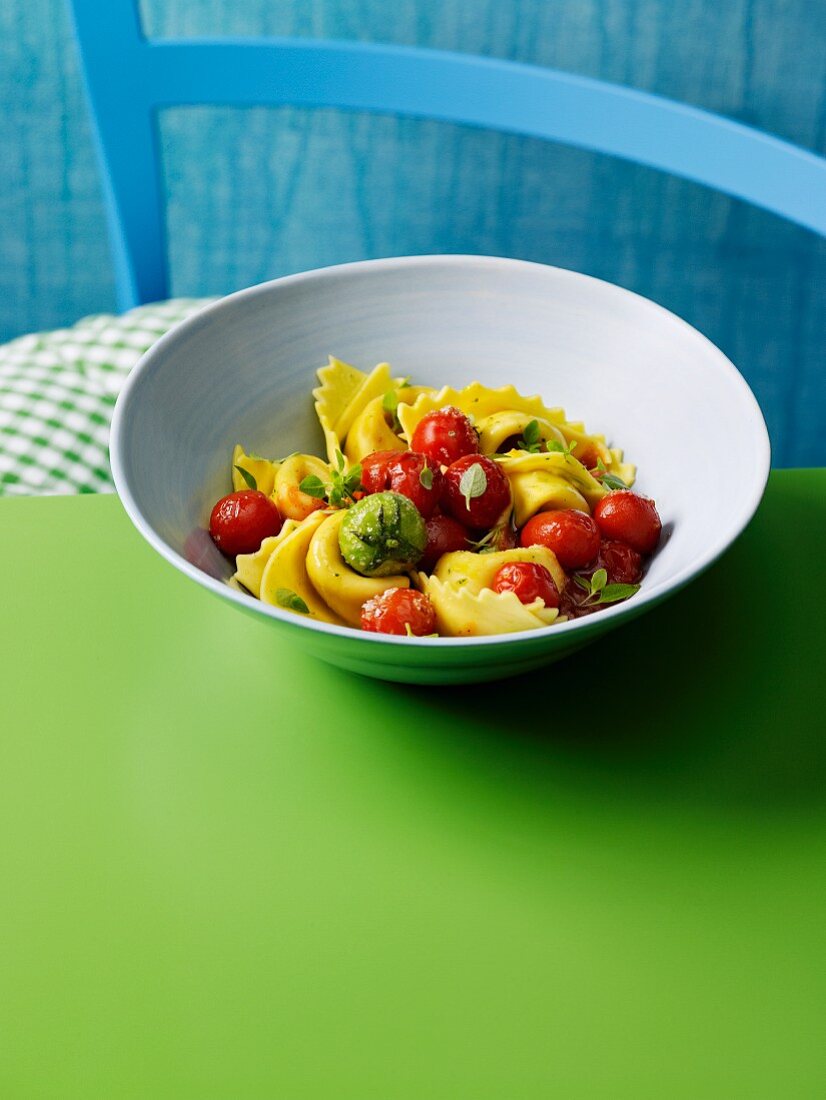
110,253,771,650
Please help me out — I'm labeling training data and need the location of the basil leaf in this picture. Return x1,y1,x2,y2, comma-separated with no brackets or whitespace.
276,588,310,613
299,475,327,499
458,462,487,510
234,465,257,491
419,466,434,490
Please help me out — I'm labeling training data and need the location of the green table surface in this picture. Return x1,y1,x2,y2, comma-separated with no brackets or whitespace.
1,470,825,1098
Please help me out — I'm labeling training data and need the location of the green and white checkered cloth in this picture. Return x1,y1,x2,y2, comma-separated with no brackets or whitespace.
0,298,213,497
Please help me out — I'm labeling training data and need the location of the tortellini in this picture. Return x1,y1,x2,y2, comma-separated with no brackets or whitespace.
219,361,647,637
231,444,280,496
306,510,410,626
419,547,565,636
273,453,330,521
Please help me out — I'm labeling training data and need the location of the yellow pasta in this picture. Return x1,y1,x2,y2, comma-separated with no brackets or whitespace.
273,453,330,521
419,575,560,636
258,510,347,626
206,361,661,639
305,510,411,627
231,444,280,496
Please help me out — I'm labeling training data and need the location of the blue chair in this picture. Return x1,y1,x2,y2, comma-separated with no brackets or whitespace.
67,0,825,316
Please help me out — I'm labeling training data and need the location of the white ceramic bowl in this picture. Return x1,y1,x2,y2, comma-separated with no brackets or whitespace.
110,256,770,684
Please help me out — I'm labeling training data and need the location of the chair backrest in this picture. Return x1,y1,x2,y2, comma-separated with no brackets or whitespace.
68,0,826,313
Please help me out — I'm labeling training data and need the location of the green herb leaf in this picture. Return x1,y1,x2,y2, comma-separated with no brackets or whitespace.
419,466,434,490
458,462,488,510
596,458,629,491
591,568,608,593
545,438,578,456
572,574,592,593
299,475,327,500
382,389,403,433
275,588,310,614
594,583,640,604
335,449,345,471
234,465,258,491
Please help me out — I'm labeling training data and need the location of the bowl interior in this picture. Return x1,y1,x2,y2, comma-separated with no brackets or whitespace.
112,256,769,656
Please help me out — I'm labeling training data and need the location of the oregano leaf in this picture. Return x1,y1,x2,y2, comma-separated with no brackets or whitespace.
234,465,257,491
591,568,608,593
594,583,640,604
458,462,488,510
276,588,310,613
419,466,434,490
299,475,327,500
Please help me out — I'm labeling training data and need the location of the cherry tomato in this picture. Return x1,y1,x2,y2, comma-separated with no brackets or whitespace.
593,490,662,554
360,587,437,636
441,454,511,529
209,490,283,556
360,450,443,518
573,441,601,469
410,407,480,468
420,512,470,572
597,539,642,584
360,451,399,494
491,562,560,608
519,509,600,570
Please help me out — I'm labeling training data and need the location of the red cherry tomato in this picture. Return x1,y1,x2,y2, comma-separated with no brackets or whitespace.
593,491,662,555
420,512,470,572
360,450,443,518
360,587,437,636
441,454,511,529
360,450,399,494
491,562,560,608
519,509,600,570
597,539,642,584
410,407,480,468
209,490,283,556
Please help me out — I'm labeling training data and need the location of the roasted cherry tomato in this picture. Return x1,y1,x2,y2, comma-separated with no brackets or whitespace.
410,407,480,468
491,562,560,608
209,490,283,556
359,450,399,494
360,587,437,636
573,441,601,470
519,509,600,570
360,449,443,518
593,490,662,555
441,454,511,529
419,512,470,572
597,539,643,584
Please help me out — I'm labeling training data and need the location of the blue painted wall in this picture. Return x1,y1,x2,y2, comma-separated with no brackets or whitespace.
2,0,824,464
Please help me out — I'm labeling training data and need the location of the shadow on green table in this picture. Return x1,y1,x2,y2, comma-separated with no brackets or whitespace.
349,474,826,816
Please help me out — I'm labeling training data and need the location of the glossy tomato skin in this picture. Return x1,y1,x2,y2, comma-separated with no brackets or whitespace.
597,539,643,585
420,512,470,572
361,450,443,518
209,490,283,556
441,454,511,529
593,491,662,554
410,407,480,468
519,509,600,570
360,587,437,636
491,562,560,608
360,451,399,495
